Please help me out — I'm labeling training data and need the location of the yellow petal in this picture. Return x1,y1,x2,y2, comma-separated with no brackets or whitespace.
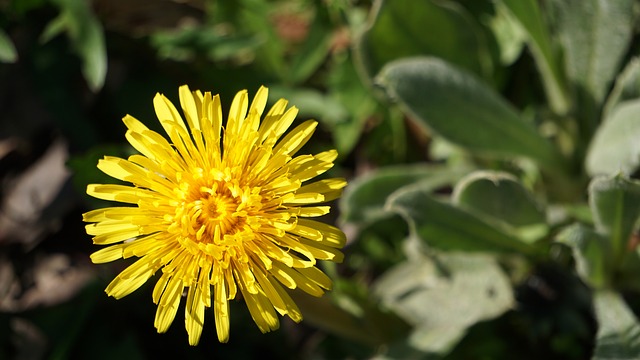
179,85,201,132
270,279,302,322
273,120,317,156
106,257,157,298
105,270,153,299
90,244,124,263
241,286,279,333
296,266,332,290
84,85,349,345
154,93,187,135
249,86,269,118
295,178,347,203
272,262,324,297
258,99,292,144
86,222,140,244
314,149,338,163
296,219,347,248
185,279,205,346
291,206,331,217
297,237,344,262
214,280,230,343
155,277,184,332
123,233,166,258
226,89,248,137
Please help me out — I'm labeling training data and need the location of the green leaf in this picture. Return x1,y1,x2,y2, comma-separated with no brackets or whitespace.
487,2,526,66
499,0,569,114
340,164,467,225
41,0,107,91
287,8,333,84
76,15,107,91
356,0,490,80
603,58,640,119
453,170,547,242
0,29,18,63
586,100,640,176
552,0,634,105
374,253,514,355
613,251,640,293
68,144,133,208
40,11,68,44
289,288,408,346
10,0,47,15
327,54,379,155
589,175,640,262
592,290,640,360
150,25,261,62
556,224,611,288
269,86,349,127
386,183,537,255
240,0,286,79
376,57,563,169
550,0,634,129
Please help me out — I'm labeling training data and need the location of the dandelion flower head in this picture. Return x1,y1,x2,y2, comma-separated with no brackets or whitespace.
83,85,347,345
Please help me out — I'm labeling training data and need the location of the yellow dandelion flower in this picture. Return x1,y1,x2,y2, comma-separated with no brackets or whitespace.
83,85,347,345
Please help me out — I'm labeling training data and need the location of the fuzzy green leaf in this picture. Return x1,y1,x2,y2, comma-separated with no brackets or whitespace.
603,58,640,118
556,224,611,288
374,253,514,355
42,0,107,91
376,57,563,169
587,100,640,176
499,0,569,114
589,175,640,262
592,290,640,360
340,165,466,225
386,183,536,254
357,0,489,80
551,0,634,108
0,29,18,63
453,171,547,243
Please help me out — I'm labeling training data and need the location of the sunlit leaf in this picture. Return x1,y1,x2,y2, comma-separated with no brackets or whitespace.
556,224,611,288
150,26,261,62
0,29,18,63
77,15,107,92
287,7,333,84
592,290,640,360
42,0,107,91
586,100,640,176
376,57,563,169
269,86,349,127
239,0,286,79
67,144,132,208
551,0,634,105
487,2,526,66
374,253,514,354
589,175,640,262
386,183,537,254
290,288,408,346
40,12,68,43
453,171,547,243
499,0,569,114
603,58,640,118
550,0,634,129
357,0,490,80
340,164,467,225
327,54,379,155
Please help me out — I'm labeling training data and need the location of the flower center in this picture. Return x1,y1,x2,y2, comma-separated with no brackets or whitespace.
198,191,244,236
169,177,264,251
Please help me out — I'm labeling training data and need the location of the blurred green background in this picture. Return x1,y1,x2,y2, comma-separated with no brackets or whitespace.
3,0,640,359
